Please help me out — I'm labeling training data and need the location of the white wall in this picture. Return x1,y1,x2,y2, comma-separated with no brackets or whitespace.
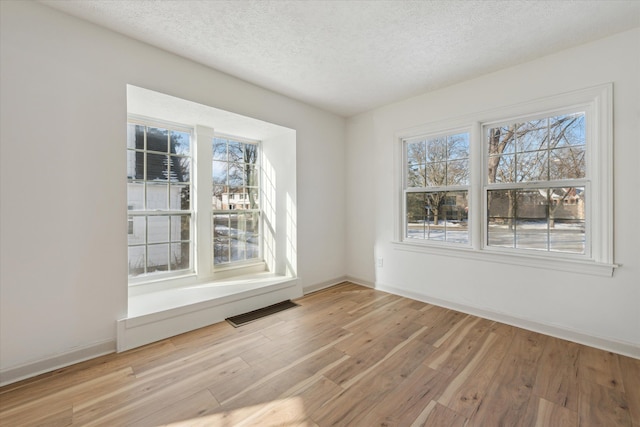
0,1,345,378
346,28,640,356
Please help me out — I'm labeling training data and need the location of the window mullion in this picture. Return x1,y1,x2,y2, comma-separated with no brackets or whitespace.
470,121,483,251
195,125,215,276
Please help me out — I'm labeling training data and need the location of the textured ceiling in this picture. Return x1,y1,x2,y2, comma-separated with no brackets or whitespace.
40,1,640,117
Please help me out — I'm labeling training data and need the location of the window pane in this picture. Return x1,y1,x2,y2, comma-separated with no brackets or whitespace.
515,189,547,220
448,133,469,160
425,162,446,186
170,130,190,155
128,246,146,277
244,144,259,165
488,125,516,155
128,216,146,245
514,189,548,250
487,190,515,248
146,153,168,181
147,244,169,272
407,141,425,165
426,137,447,161
127,182,144,210
549,187,585,254
424,191,445,241
213,138,228,160
212,161,227,185
550,113,585,148
146,127,168,153
146,182,168,210
516,151,547,182
214,214,230,237
229,213,240,238
247,188,260,209
127,150,143,180
517,119,548,152
170,156,190,183
515,220,548,251
447,159,469,185
147,216,169,244
228,163,244,186
169,184,190,210
246,164,259,187
231,238,245,262
214,238,229,264
228,140,243,162
443,191,469,244
407,164,426,187
549,146,585,180
406,192,427,239
245,211,260,236
213,185,225,210
170,215,190,242
490,154,515,183
550,222,585,254
170,243,190,271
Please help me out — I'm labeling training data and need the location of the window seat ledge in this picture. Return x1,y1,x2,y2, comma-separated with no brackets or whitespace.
117,274,300,352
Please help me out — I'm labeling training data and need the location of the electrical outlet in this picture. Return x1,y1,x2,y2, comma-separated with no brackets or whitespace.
376,257,383,268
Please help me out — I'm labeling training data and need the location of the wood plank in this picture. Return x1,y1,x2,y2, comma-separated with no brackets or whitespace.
532,336,580,411
436,332,511,418
578,379,632,427
524,397,578,427
358,364,450,426
467,330,547,426
578,345,626,392
426,317,493,375
619,354,640,426
420,402,468,427
127,389,220,427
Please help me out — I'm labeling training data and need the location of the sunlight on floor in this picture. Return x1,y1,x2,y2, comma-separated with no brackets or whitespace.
162,396,309,427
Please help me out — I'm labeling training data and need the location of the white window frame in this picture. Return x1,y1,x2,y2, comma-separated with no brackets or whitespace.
127,117,195,284
212,133,263,270
127,117,267,288
394,84,616,277
402,128,472,247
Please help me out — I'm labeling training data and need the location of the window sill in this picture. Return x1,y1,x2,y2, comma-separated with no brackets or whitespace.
392,241,618,277
127,271,295,319
118,272,300,352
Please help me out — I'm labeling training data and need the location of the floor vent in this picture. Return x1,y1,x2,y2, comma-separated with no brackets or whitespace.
226,300,299,327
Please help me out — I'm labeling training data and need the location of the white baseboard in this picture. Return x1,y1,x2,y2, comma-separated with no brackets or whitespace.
301,275,374,295
345,275,375,289
302,276,348,294
0,339,116,387
376,282,640,359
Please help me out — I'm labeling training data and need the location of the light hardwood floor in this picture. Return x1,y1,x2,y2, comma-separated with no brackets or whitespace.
1,282,638,426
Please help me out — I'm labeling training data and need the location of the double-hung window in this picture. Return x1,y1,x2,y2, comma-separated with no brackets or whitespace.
127,122,193,279
404,132,470,244
398,84,614,275
485,111,587,254
212,136,261,266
